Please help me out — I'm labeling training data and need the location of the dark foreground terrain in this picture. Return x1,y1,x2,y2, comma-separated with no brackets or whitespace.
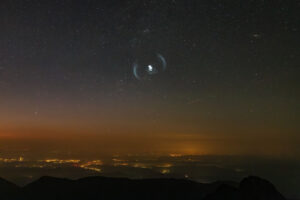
0,176,287,200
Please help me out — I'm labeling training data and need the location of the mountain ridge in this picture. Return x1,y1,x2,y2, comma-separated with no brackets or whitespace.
0,175,288,200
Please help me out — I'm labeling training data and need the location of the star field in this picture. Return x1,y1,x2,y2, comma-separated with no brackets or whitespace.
0,0,299,156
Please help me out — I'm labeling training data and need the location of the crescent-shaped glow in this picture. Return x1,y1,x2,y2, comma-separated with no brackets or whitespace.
133,63,141,80
157,53,167,71
133,53,167,80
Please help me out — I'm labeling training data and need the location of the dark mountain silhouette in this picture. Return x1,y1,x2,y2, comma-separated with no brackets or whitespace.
0,176,287,200
0,177,24,200
203,176,286,200
239,176,286,200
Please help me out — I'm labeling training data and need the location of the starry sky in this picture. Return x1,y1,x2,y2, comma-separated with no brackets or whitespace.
0,0,299,157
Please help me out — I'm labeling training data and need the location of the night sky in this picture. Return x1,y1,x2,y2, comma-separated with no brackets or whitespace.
0,0,299,157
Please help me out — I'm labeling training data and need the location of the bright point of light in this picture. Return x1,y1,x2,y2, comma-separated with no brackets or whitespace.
148,65,153,72
161,169,170,174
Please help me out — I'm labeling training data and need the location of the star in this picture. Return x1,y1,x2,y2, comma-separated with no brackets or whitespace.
148,65,153,72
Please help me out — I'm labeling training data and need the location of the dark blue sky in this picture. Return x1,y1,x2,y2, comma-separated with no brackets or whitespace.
0,0,299,157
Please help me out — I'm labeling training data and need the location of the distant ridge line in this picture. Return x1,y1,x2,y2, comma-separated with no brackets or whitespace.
0,175,287,200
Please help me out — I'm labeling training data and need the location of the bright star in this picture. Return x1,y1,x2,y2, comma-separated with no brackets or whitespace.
148,65,153,72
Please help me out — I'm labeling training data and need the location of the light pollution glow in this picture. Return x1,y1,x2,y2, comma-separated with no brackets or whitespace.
0,124,300,159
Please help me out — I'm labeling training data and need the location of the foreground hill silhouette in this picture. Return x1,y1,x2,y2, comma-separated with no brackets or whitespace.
0,176,286,200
